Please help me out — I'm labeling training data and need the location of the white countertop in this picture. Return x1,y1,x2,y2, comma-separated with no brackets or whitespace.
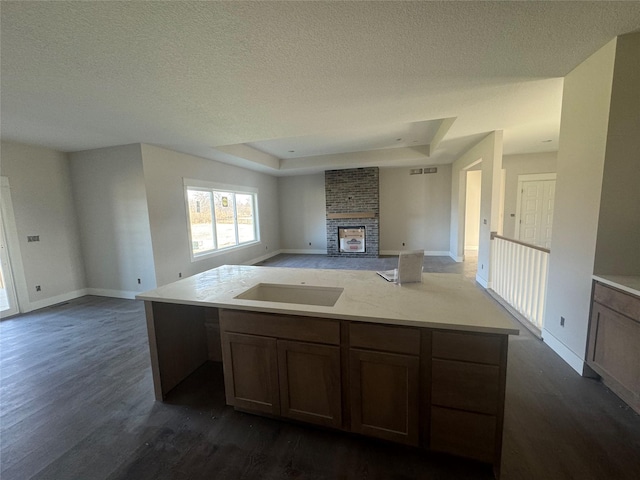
592,275,640,297
137,265,519,335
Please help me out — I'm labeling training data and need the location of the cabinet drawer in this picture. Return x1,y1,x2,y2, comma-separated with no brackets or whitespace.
432,330,504,365
349,322,420,355
593,282,640,322
431,359,501,415
430,406,497,464
220,309,340,345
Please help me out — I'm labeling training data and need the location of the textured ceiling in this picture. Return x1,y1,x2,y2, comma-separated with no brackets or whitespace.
1,1,639,175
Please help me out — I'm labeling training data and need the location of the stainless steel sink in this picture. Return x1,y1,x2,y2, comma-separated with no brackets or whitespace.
234,283,344,307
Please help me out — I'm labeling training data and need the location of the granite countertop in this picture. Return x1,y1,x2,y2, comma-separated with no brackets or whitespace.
592,275,640,297
136,265,519,335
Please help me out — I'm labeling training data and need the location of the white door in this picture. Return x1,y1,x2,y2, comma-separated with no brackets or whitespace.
516,174,556,249
0,217,19,318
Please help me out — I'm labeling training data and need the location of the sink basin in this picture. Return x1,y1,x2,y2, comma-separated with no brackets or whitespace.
234,283,344,307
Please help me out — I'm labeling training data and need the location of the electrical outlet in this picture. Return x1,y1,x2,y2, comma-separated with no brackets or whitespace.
402,242,405,246
137,278,141,284
179,272,182,278
309,242,311,246
560,316,565,327
35,285,41,292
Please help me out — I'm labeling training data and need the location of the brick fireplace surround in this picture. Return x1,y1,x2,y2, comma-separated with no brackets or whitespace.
325,167,379,258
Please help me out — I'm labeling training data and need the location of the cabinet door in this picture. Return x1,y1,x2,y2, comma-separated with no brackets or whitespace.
221,332,280,415
588,302,640,410
277,340,342,428
350,349,419,445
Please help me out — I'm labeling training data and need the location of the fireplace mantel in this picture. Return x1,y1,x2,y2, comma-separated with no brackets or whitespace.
327,212,376,219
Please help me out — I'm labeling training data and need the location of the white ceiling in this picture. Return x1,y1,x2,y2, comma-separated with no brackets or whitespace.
1,1,639,176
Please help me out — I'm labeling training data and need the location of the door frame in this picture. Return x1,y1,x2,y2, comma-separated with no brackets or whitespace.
514,173,556,242
1,176,29,317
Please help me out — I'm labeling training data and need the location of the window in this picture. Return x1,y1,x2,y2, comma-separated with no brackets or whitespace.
184,179,259,259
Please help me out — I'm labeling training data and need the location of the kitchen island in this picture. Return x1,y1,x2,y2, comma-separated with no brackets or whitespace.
137,265,519,476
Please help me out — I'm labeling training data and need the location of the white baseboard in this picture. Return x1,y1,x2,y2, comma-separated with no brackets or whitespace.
279,249,328,255
24,288,88,313
475,274,490,289
464,246,479,251
245,249,283,265
541,328,586,375
449,252,464,262
380,250,451,256
86,288,140,300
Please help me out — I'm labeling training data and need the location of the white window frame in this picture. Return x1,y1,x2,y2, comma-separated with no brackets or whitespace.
183,178,260,261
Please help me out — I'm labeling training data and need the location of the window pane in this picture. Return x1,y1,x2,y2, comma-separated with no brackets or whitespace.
187,190,215,255
236,194,256,243
213,192,237,249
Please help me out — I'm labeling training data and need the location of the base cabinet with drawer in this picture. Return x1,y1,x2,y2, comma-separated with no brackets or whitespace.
220,310,342,428
429,330,508,466
220,309,509,475
587,281,640,414
349,322,421,446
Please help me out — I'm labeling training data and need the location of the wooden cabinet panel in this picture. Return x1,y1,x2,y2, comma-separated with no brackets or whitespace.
432,330,503,365
588,302,640,412
350,349,419,446
431,359,501,415
349,323,420,355
221,332,280,415
278,340,342,428
220,309,339,345
430,406,497,464
148,302,208,399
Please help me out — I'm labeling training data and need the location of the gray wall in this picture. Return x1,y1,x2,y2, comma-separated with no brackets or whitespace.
594,33,640,276
380,165,451,254
544,38,616,370
70,144,157,297
0,141,86,310
278,174,327,253
141,144,280,286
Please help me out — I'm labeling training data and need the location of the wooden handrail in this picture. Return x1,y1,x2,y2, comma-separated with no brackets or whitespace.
490,232,550,254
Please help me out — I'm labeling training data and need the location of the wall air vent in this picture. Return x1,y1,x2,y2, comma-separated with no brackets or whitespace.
423,167,438,174
409,168,423,175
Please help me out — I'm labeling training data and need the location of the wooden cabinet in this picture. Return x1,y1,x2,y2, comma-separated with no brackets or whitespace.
348,322,420,445
429,330,508,468
278,340,341,428
219,310,509,473
220,310,342,428
350,348,420,445
221,332,280,415
587,282,640,414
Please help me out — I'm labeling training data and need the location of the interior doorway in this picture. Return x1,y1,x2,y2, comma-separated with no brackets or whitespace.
0,217,19,317
464,169,482,257
515,173,556,249
1,176,25,319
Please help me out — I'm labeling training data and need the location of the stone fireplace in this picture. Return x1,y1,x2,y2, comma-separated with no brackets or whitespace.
325,167,379,257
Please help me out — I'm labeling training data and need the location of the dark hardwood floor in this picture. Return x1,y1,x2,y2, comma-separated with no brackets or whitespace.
1,255,639,479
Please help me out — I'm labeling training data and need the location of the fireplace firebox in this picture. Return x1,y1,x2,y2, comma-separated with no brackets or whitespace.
338,226,365,253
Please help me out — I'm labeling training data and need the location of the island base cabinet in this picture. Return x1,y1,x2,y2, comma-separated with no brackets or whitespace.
278,340,342,428
219,310,509,476
349,349,420,446
430,406,497,464
221,332,280,416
